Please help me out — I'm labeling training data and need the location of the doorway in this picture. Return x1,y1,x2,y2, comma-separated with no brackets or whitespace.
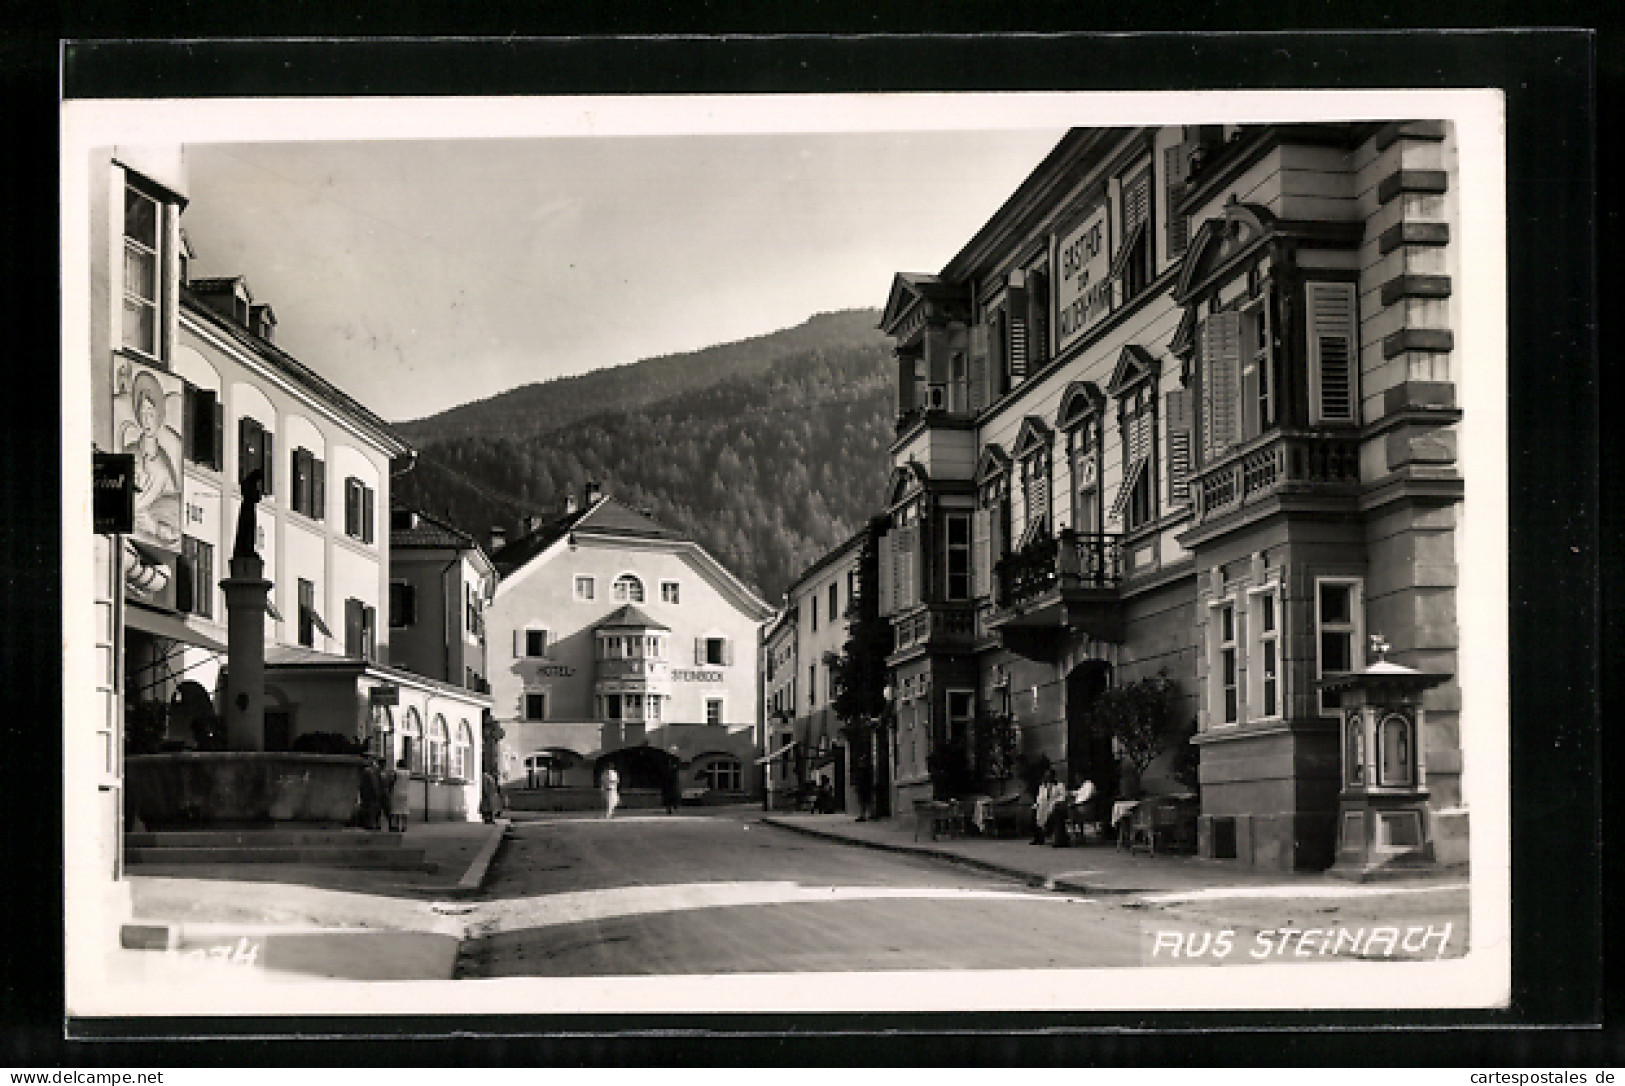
264,710,292,752
1065,660,1112,799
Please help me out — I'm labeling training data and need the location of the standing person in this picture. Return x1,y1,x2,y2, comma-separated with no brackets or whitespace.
388,758,412,832
660,759,681,815
1031,767,1068,846
480,769,503,824
357,756,384,830
601,765,620,820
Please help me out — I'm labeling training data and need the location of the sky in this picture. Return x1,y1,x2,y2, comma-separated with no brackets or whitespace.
180,129,1068,423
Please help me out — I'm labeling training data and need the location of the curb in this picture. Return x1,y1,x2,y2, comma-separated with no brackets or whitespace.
760,817,1144,896
451,818,511,896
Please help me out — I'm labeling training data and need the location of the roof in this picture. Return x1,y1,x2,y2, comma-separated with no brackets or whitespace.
260,644,493,703
785,526,867,600
594,604,670,632
490,496,681,577
390,506,479,550
180,291,412,458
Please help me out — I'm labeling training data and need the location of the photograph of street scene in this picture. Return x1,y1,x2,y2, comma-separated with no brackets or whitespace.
62,89,1508,1015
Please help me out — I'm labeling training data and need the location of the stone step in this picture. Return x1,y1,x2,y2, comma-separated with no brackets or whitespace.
127,829,405,849
125,845,429,870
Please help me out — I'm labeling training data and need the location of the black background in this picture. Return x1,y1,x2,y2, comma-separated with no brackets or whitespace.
3,18,1607,1068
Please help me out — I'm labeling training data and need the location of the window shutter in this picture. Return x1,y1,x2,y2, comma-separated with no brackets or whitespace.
724,639,734,666
1200,311,1243,461
990,310,1008,396
1029,271,1049,367
1109,457,1148,524
262,430,274,497
972,507,992,599
346,598,363,658
695,638,705,666
1124,169,1152,235
184,385,199,462
877,531,894,617
1006,286,1029,379
968,325,990,411
1307,281,1358,424
362,486,375,543
175,547,194,613
292,448,307,513
1164,143,1192,258
1166,389,1193,505
212,400,224,471
238,417,257,486
513,629,523,658
345,479,359,537
312,458,325,521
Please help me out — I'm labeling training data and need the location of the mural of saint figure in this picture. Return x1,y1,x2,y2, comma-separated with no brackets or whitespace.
115,363,183,549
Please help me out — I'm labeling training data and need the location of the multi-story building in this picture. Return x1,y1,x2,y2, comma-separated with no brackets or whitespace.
785,529,866,812
488,485,775,802
388,505,497,695
759,605,799,807
877,122,1465,871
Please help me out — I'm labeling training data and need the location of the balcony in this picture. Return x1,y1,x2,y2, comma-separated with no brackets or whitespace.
593,657,673,694
985,531,1125,655
1190,429,1361,531
888,602,977,661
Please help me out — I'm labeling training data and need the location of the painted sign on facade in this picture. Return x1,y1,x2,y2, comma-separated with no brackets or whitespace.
1054,202,1113,353
113,358,185,552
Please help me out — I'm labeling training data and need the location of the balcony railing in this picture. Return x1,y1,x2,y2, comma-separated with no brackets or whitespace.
993,530,1123,612
1193,430,1361,526
891,603,977,655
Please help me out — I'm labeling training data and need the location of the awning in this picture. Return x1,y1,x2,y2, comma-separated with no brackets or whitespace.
754,741,798,765
124,605,228,654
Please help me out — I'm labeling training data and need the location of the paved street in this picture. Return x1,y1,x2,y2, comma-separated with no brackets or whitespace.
454,810,1469,977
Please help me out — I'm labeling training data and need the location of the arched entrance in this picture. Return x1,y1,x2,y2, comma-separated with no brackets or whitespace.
1065,660,1113,799
596,744,679,790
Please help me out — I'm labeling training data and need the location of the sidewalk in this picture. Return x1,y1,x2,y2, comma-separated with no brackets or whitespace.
111,818,508,982
760,812,1463,898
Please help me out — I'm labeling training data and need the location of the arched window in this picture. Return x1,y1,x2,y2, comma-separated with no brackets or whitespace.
612,574,645,603
401,708,423,774
428,715,450,779
454,720,475,781
370,705,395,763
693,755,743,793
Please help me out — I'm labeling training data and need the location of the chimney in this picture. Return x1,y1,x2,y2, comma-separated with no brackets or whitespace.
584,480,602,506
490,526,507,551
250,303,277,342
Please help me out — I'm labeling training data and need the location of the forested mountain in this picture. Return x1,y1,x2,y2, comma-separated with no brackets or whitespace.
397,309,889,445
394,321,898,603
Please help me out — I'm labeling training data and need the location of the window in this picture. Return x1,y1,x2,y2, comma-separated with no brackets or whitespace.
344,597,375,661
1021,446,1051,538
1240,300,1275,436
427,717,449,779
184,384,223,470
521,628,549,658
810,594,818,632
700,637,731,667
1248,587,1280,719
809,663,817,706
122,183,162,357
945,512,971,600
465,584,483,637
602,694,623,721
177,535,214,619
705,698,724,726
696,756,742,792
574,575,595,601
1378,713,1414,786
524,692,548,722
947,690,975,752
829,581,839,623
613,574,644,603
648,694,662,721
298,579,316,647
390,581,416,628
1111,384,1157,531
1211,600,1238,725
1307,281,1358,425
344,478,375,543
453,722,474,781
1115,166,1154,299
1069,423,1101,533
661,580,680,604
237,417,275,496
1316,578,1364,714
290,448,326,520
402,709,423,774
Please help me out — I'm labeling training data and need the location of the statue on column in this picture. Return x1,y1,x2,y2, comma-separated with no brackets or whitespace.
234,469,263,560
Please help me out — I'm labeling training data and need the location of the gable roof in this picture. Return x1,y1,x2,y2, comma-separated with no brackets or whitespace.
595,604,671,631
390,505,479,550
492,495,773,620
1011,415,1054,460
974,443,1011,484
